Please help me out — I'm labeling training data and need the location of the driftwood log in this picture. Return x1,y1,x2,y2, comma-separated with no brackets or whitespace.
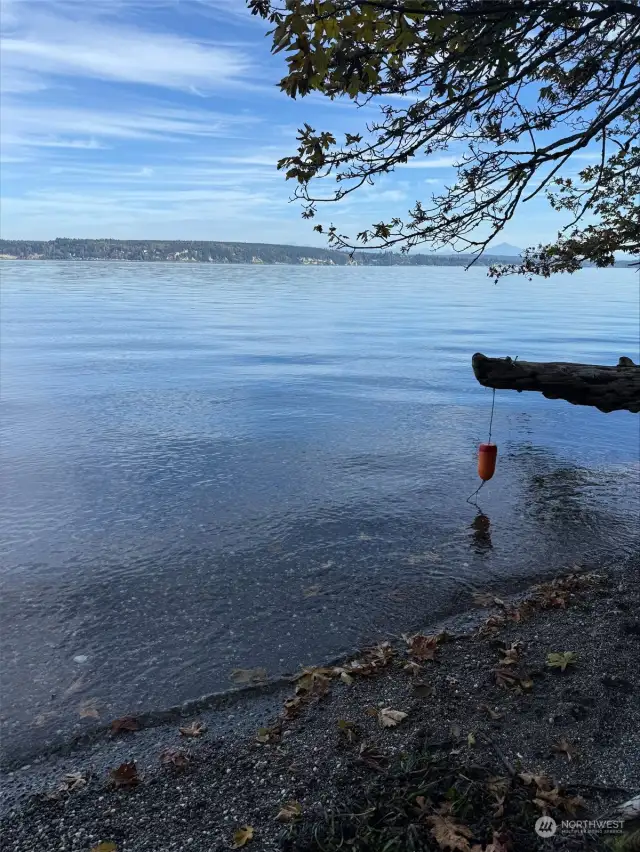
472,353,640,413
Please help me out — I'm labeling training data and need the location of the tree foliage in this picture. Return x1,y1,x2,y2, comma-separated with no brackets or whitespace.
249,0,640,275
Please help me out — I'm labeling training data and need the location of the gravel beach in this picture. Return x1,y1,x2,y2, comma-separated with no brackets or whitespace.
2,559,639,852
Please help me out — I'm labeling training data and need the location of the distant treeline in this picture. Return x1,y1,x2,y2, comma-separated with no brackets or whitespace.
0,239,632,267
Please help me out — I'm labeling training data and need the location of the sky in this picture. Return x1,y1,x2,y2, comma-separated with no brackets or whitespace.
0,0,597,248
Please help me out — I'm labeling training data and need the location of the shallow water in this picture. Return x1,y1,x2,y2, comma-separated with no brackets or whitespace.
1,262,638,762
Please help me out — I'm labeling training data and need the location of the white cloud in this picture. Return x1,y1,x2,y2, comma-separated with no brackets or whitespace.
2,20,251,93
1,102,259,161
398,156,458,169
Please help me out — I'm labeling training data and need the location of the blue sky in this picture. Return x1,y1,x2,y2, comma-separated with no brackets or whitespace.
1,0,596,247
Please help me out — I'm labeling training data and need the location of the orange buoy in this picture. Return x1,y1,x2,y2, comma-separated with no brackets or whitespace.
478,443,497,481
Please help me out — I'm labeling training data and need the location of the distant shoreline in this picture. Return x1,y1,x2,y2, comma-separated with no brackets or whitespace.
2,239,635,268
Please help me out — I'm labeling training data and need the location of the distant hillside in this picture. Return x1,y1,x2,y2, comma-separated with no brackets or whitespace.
487,242,522,256
0,239,632,268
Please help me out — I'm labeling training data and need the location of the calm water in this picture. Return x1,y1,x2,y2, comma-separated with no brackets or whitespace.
1,262,638,762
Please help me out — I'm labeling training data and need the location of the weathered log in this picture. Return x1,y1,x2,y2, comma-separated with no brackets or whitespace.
472,353,640,413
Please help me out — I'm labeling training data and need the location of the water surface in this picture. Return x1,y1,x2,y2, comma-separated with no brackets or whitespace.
1,262,638,762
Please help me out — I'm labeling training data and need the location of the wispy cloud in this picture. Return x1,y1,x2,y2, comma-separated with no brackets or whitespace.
3,18,252,93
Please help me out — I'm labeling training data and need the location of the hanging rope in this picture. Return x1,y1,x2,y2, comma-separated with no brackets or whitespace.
466,388,496,505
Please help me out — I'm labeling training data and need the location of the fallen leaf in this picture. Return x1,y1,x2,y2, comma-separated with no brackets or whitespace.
159,748,190,768
303,584,322,598
293,666,333,696
230,667,268,685
467,732,476,747
552,738,578,761
492,667,533,693
534,787,585,815
379,707,408,728
275,800,302,822
404,660,423,676
46,771,88,799
480,704,503,720
404,632,441,661
498,641,523,666
282,696,304,719
232,825,254,848
179,721,207,738
427,813,474,851
340,670,354,686
108,761,139,788
414,794,431,816
91,844,117,852
546,651,577,672
519,772,553,791
486,776,510,798
357,742,388,771
60,772,87,792
255,723,281,744
79,700,100,720
472,832,510,852
110,716,140,734
363,641,395,668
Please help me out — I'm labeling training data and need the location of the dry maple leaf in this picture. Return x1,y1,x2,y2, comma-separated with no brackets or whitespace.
78,700,100,720
230,667,267,685
110,716,140,734
477,614,507,637
159,748,190,768
427,814,474,851
275,800,302,822
293,666,333,696
179,720,207,738
91,844,117,852
498,641,523,666
108,761,139,788
552,737,578,761
519,772,553,791
546,651,577,671
404,660,423,676
378,707,408,727
232,825,254,848
46,771,88,799
534,787,585,815
61,772,87,792
404,632,445,661
364,641,396,667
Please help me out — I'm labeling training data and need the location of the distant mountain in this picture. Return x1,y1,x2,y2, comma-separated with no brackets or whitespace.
486,242,522,256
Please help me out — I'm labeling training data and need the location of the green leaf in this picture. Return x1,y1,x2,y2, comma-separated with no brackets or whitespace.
546,652,577,672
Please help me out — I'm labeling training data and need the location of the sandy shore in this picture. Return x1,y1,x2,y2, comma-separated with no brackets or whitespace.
2,558,638,851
